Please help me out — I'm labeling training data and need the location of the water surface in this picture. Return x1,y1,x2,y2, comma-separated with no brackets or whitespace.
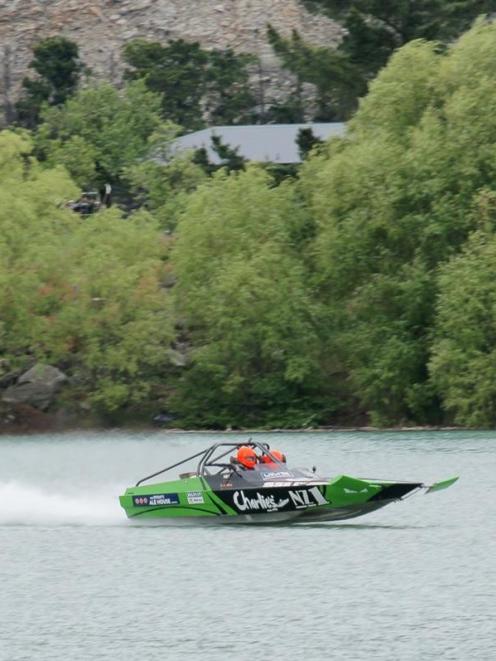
1,430,494,660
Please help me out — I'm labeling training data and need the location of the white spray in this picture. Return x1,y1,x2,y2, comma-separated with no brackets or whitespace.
0,481,125,526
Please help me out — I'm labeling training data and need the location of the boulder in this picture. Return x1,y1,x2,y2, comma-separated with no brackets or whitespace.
1,364,68,411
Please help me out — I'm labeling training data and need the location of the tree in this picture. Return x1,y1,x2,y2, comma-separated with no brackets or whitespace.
301,1,490,75
204,49,257,125
192,135,247,176
296,127,324,160
298,20,496,424
35,81,166,190
302,0,493,81
0,130,174,417
170,167,332,427
430,219,496,427
269,2,489,123
123,39,256,130
125,133,249,232
123,39,207,131
16,37,84,128
125,153,207,232
267,25,363,121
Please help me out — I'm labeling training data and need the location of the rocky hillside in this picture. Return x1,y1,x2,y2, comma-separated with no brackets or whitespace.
0,0,342,124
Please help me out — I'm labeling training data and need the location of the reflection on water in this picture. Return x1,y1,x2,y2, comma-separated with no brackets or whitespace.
0,430,494,661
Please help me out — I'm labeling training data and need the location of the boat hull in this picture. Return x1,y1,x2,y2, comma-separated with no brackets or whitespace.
125,501,395,525
119,474,423,525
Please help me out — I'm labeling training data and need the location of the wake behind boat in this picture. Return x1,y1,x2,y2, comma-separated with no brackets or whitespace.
119,440,458,524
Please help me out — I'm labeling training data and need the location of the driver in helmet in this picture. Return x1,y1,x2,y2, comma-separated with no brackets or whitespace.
235,445,258,470
260,449,286,467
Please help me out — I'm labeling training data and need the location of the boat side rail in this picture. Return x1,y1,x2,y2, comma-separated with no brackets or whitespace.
135,440,287,486
135,448,207,486
196,440,285,476
196,441,253,475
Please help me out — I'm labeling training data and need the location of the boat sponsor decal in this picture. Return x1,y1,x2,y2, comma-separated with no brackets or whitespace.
133,493,179,507
289,486,328,509
260,471,293,480
264,480,327,488
217,486,328,513
233,491,290,512
187,491,205,505
264,481,291,488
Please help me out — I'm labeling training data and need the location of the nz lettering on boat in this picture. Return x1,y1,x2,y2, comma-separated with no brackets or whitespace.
232,487,328,512
289,487,328,509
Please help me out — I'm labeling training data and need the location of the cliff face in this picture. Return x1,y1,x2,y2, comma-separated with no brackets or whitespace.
0,0,342,123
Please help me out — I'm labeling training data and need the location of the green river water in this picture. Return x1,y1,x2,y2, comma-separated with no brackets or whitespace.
0,430,494,661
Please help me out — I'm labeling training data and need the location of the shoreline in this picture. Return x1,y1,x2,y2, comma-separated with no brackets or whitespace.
0,403,471,436
0,421,469,437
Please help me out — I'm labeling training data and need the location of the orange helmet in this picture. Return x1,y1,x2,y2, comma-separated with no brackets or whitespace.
261,449,286,464
237,446,258,469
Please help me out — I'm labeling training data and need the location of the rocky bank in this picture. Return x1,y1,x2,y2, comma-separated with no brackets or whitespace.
0,0,342,124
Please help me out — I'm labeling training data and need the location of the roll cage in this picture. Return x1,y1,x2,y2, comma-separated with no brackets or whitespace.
135,440,285,486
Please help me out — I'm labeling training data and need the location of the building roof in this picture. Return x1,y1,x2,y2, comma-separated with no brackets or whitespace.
170,123,346,164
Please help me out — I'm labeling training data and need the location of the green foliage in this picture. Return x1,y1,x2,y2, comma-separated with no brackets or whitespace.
299,20,496,424
0,130,174,416
192,135,247,177
204,49,257,125
125,153,207,231
302,1,488,61
267,25,363,121
123,39,256,130
430,226,496,427
349,40,439,140
170,168,332,427
16,37,85,128
288,2,488,122
35,81,165,188
265,96,306,124
123,39,206,131
296,128,324,160
7,19,496,429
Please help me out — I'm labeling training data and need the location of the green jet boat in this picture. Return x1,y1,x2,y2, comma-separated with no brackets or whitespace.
119,440,458,525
